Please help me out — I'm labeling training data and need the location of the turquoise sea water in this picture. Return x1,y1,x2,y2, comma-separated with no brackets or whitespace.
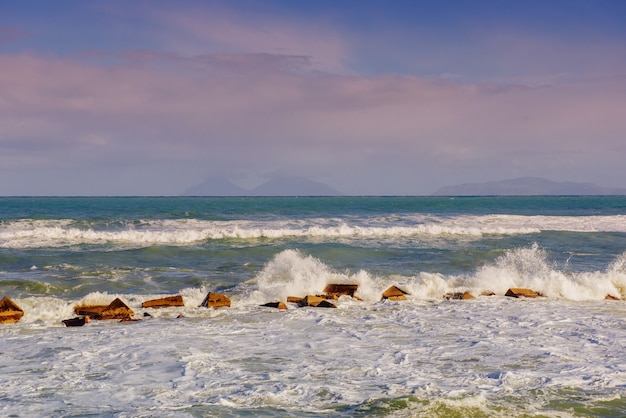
1,196,626,416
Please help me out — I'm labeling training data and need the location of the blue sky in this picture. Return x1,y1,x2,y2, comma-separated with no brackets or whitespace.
1,0,625,195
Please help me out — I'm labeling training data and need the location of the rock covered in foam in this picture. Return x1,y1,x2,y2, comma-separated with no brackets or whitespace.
443,292,475,300
323,284,358,299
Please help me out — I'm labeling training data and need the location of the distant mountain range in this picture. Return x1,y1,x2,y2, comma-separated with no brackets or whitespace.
432,177,626,196
181,176,343,196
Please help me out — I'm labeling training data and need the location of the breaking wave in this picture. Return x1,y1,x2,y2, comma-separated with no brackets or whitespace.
2,214,626,249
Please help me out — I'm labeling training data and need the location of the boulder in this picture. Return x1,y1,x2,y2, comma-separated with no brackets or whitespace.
299,295,326,307
444,292,475,300
62,316,89,327
200,292,231,308
323,284,358,299
505,288,540,298
0,296,24,324
142,295,185,309
261,302,288,310
605,294,621,301
315,300,337,308
481,291,496,296
297,295,336,307
381,285,409,301
75,297,134,320
287,296,303,304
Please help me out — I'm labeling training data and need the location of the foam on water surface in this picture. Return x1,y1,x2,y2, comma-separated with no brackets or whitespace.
3,214,626,249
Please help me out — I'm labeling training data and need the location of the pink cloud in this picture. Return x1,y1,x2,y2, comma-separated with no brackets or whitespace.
1,49,625,188
147,7,350,74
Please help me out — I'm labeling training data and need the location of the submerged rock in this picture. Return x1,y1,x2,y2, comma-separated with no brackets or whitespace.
62,316,89,327
444,292,475,300
261,302,288,310
323,284,358,299
605,294,621,301
0,296,24,324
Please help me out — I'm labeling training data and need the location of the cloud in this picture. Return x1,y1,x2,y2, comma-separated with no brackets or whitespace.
146,6,350,74
2,3,626,194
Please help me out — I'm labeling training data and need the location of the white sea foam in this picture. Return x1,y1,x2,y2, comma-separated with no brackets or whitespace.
2,214,626,249
2,293,625,416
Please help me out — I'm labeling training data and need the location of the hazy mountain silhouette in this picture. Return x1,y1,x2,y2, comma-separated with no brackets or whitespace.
250,176,342,196
180,177,247,196
181,176,342,196
432,177,626,196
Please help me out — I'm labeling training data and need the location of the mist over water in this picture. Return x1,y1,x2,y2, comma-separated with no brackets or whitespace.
1,196,626,416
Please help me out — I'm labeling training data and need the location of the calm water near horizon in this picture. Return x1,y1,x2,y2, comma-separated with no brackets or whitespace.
1,196,625,417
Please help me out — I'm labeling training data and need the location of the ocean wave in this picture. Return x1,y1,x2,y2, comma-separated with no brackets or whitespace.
2,214,625,249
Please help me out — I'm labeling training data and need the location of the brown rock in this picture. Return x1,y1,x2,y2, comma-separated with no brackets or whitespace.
299,295,326,307
62,316,89,327
605,294,621,301
200,292,231,308
261,302,288,310
75,298,134,320
505,288,540,298
323,284,358,298
142,295,185,309
315,300,337,308
481,291,496,296
287,296,303,304
0,296,24,324
381,286,409,301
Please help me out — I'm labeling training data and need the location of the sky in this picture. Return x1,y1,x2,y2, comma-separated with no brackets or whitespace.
1,0,625,196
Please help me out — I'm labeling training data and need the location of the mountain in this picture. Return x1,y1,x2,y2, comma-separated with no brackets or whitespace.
180,177,247,196
181,176,342,196
249,176,342,196
431,177,626,196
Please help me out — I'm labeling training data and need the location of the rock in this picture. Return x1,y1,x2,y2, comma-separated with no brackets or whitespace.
381,286,409,301
297,295,336,307
299,295,327,307
444,292,475,300
287,296,303,304
323,284,358,298
315,300,337,308
0,296,24,324
200,292,231,308
75,297,134,320
176,314,185,319
62,316,89,327
605,294,621,301
261,302,288,310
141,295,184,309
505,288,540,298
481,291,496,296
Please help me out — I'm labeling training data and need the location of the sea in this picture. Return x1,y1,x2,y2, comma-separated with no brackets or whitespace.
1,196,625,417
